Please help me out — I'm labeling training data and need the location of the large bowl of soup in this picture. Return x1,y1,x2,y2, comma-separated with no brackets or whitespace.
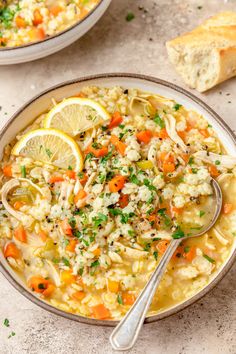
0,73,236,326
0,0,111,65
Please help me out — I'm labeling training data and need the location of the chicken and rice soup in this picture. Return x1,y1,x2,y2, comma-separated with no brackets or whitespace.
0,0,100,47
1,86,236,320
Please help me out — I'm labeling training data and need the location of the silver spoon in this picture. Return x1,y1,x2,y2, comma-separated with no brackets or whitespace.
110,179,222,351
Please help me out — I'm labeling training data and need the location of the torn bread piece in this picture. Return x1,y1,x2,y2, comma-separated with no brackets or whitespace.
166,12,236,92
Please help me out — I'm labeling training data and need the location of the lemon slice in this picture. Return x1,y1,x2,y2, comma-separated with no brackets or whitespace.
12,129,83,171
44,97,110,136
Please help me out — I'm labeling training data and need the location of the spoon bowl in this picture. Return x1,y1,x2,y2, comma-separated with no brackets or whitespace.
110,179,222,351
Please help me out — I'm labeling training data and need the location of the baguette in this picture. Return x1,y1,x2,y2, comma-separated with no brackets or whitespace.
166,12,236,92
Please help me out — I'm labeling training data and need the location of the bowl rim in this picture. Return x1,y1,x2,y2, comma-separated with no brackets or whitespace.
0,72,236,327
0,0,106,52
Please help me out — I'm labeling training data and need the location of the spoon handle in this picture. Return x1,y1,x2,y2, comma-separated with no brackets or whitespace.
110,238,181,351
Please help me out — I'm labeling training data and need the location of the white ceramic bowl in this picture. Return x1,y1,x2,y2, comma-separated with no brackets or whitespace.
0,73,236,326
0,0,111,65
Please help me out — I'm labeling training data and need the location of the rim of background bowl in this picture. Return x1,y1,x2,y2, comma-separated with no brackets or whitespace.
0,73,236,327
0,0,106,52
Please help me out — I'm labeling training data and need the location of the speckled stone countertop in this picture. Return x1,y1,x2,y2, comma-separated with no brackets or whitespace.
0,1,236,353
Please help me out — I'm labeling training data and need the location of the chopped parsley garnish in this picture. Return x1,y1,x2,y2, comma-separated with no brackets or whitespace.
203,254,215,263
157,208,172,227
184,246,190,253
153,251,158,260
191,168,198,174
45,148,52,158
117,293,123,304
126,12,135,22
0,7,16,29
68,165,72,170
21,165,26,178
62,257,70,267
215,160,221,165
199,210,205,218
129,173,140,185
144,243,151,252
52,258,60,264
173,103,182,111
8,331,16,339
90,260,100,268
79,267,84,276
108,208,135,224
85,152,93,162
188,156,194,165
68,217,76,229
172,227,185,239
143,179,157,191
154,114,165,128
92,213,108,227
38,283,46,290
106,171,115,181
3,318,9,327
100,149,113,165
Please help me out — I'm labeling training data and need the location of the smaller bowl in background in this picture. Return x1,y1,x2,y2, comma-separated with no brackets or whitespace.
0,0,111,65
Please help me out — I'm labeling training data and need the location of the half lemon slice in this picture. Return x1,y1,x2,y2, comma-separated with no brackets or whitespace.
12,128,83,171
44,97,110,137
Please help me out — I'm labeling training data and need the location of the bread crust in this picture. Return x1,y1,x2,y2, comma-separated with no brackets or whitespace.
166,12,236,92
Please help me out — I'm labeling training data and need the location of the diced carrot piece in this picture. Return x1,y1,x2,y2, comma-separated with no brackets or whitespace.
72,291,86,301
74,189,87,204
186,122,194,131
86,144,108,158
66,170,76,180
4,242,21,259
199,129,210,138
42,283,55,297
108,175,126,193
28,27,45,41
223,203,233,215
118,193,129,208
171,206,183,215
78,172,88,185
50,5,63,16
92,248,101,257
122,292,136,305
38,230,48,242
61,270,76,285
49,176,64,184
107,279,119,293
74,92,86,98
91,304,110,319
3,165,12,177
108,111,123,129
157,240,170,254
158,128,169,139
159,151,175,163
15,16,27,28
181,153,189,163
28,276,54,297
61,218,73,236
13,201,25,210
178,131,186,140
183,246,196,262
66,239,78,253
163,162,175,173
110,135,127,156
208,164,220,178
14,225,27,243
136,130,153,144
33,9,43,26
0,37,7,46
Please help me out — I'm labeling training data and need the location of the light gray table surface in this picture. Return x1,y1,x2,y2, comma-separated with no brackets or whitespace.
0,1,236,353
